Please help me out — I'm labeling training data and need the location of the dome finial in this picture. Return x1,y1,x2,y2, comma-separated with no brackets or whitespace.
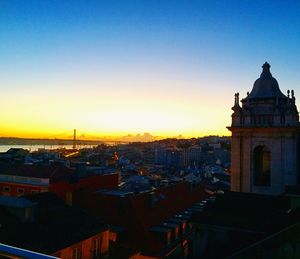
261,62,271,78
247,63,285,99
262,62,270,70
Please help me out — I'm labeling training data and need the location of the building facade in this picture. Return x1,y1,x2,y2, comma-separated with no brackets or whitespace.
228,62,300,195
0,164,119,206
73,180,208,258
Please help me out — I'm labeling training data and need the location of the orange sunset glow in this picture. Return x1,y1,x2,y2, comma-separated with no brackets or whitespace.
1,1,299,140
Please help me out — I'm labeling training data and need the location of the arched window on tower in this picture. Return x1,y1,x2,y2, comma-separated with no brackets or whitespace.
253,146,271,186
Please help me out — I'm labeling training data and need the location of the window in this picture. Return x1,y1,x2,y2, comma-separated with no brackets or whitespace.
25,207,31,221
92,238,102,257
3,186,10,193
166,231,171,245
31,190,39,194
72,246,82,259
253,146,271,186
182,222,187,234
66,192,73,206
17,188,25,196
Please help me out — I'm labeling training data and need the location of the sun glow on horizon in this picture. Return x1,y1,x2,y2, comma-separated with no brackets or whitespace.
0,79,232,140
1,1,298,139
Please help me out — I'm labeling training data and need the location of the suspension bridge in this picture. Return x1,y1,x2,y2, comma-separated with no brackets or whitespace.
45,129,130,148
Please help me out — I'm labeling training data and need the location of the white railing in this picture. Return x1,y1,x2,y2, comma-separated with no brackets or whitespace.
0,243,58,259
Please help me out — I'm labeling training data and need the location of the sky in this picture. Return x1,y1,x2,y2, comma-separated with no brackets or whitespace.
0,0,299,139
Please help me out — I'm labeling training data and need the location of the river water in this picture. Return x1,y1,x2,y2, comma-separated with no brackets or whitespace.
0,144,99,153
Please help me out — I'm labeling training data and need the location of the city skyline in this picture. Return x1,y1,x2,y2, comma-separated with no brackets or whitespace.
1,1,300,139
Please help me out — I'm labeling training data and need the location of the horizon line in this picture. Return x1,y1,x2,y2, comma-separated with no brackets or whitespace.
0,134,230,142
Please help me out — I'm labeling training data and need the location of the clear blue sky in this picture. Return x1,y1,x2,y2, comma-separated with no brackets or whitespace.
0,0,299,138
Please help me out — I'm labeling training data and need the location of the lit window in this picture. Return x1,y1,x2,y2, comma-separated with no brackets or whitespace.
182,222,187,234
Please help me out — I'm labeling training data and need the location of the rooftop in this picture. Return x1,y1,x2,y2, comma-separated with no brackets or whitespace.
191,191,294,258
0,192,108,254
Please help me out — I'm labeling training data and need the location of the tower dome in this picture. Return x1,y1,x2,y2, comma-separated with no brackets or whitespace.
246,62,286,100
230,62,299,128
228,63,300,195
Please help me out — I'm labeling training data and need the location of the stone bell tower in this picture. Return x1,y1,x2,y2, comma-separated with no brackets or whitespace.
228,62,300,195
